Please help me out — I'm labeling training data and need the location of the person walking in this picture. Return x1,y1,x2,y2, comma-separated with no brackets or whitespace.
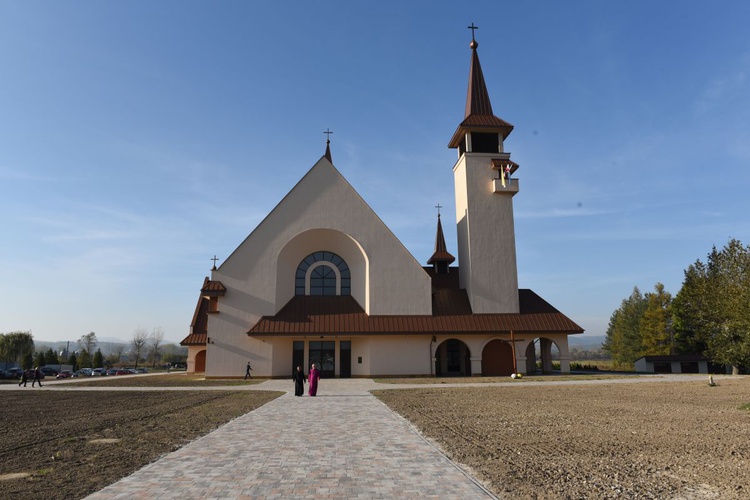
31,367,43,388
244,362,253,380
18,369,28,387
308,363,321,396
292,365,306,396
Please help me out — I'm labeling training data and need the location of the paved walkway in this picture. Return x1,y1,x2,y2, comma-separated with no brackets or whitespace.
85,379,497,499
4,374,719,499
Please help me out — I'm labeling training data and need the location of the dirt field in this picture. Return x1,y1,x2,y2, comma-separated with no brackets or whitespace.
0,390,280,499
375,378,750,499
2,376,749,499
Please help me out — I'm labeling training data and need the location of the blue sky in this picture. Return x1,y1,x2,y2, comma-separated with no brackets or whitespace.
1,1,749,344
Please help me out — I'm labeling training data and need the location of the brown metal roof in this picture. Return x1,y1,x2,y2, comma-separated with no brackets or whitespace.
180,278,211,346
201,280,226,297
427,215,455,265
448,42,514,148
247,289,583,337
180,332,207,346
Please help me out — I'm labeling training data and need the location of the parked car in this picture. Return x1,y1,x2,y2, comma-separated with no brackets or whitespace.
5,367,23,379
56,370,74,379
115,369,132,376
92,368,104,376
106,368,118,376
40,366,58,377
134,368,148,374
77,368,93,377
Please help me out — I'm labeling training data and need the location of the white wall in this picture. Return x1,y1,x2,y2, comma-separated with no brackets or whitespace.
454,151,520,314
204,157,432,377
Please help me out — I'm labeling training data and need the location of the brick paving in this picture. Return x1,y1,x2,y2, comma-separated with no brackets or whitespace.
84,379,497,499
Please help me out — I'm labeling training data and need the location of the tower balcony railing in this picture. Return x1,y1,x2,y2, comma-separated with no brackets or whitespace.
492,177,519,194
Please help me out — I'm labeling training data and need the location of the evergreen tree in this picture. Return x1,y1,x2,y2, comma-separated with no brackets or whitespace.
672,239,750,373
672,262,710,355
68,353,78,371
78,349,92,369
603,287,647,369
640,283,674,355
93,348,104,369
34,350,46,368
46,347,59,365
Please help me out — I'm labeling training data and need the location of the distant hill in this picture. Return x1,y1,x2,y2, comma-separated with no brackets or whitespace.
569,335,605,350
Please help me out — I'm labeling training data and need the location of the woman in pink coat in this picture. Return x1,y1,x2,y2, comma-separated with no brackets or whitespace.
308,363,321,396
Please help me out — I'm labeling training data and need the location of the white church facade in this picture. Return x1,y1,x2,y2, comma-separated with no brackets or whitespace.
181,34,583,378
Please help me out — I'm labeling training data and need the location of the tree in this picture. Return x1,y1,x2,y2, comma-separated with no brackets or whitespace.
131,327,149,369
34,350,46,368
92,348,104,368
673,239,750,373
68,353,78,371
0,331,35,365
78,332,98,357
149,327,165,368
106,344,125,365
22,352,33,370
46,348,59,365
603,287,647,369
640,283,674,356
78,350,92,369
672,262,711,355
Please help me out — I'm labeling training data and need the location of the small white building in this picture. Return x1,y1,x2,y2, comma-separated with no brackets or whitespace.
634,354,727,374
182,33,583,378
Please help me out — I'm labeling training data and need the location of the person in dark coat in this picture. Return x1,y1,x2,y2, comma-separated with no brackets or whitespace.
244,362,253,380
18,369,28,387
292,365,306,396
32,367,43,388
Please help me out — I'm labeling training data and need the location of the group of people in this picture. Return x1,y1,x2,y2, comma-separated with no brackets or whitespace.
292,363,321,396
18,367,43,388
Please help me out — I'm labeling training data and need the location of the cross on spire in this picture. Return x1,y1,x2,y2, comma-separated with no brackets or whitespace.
467,23,479,41
324,128,333,143
435,203,442,217
211,255,220,270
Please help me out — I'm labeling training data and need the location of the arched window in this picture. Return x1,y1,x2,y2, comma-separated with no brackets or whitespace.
295,251,351,296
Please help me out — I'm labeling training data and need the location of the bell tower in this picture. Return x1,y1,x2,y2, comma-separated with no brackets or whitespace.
450,26,520,314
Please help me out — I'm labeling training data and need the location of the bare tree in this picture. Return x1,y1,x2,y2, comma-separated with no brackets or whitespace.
149,327,164,368
107,344,125,364
78,332,98,357
131,327,149,369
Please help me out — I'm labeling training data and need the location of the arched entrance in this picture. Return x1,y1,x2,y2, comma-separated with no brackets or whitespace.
525,341,537,374
195,349,206,373
537,337,560,373
435,339,471,376
481,339,514,376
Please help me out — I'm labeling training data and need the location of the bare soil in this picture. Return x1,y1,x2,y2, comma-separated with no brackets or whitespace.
2,376,749,499
375,377,750,499
0,390,280,499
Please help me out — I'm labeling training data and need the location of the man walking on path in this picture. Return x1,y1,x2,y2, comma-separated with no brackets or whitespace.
244,362,252,380
31,367,43,388
18,369,28,387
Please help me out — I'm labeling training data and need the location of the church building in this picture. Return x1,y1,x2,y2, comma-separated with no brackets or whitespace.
181,33,583,378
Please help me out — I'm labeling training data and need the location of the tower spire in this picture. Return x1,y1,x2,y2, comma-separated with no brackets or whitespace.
323,128,333,163
427,206,455,274
448,27,514,149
